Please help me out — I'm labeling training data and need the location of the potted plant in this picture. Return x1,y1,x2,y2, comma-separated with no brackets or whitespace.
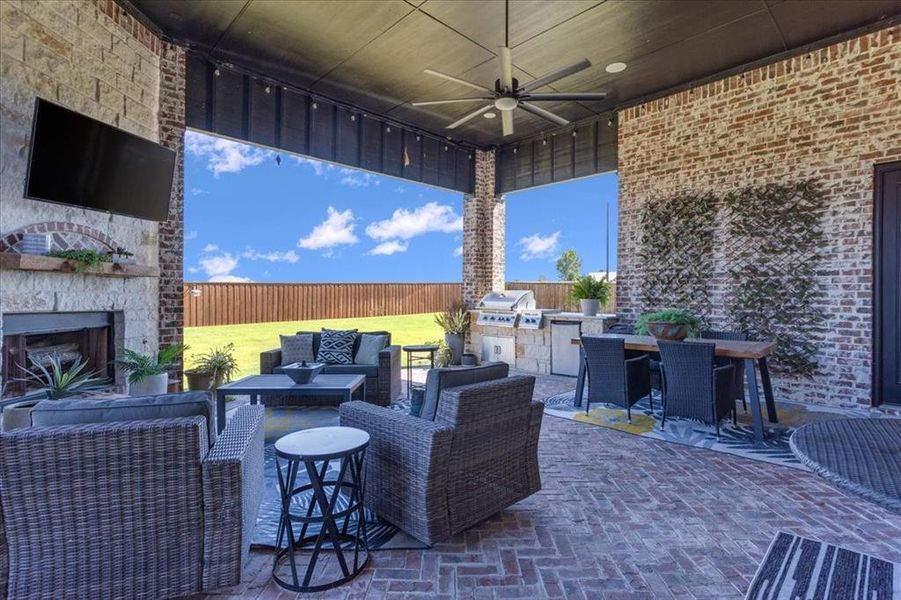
185,343,238,391
434,303,470,366
107,246,136,265
118,344,186,396
2,356,106,431
634,308,701,341
46,249,112,273
570,275,611,317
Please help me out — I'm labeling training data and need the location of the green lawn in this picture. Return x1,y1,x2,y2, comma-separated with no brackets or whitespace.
184,313,443,380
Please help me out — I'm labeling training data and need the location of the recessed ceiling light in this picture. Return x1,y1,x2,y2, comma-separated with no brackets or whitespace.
484,112,497,119
605,62,627,74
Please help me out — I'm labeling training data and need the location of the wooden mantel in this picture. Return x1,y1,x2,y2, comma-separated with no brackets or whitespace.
0,253,159,278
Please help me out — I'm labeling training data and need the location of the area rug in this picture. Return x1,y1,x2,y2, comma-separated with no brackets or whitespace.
251,406,428,550
746,531,900,599
543,389,879,470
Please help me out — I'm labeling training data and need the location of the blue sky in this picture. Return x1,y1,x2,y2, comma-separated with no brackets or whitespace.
184,130,617,283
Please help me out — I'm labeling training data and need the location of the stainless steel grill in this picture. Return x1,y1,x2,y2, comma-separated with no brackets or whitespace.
477,290,535,311
475,290,558,329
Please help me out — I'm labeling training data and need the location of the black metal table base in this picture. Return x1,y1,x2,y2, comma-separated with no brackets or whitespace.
273,449,369,592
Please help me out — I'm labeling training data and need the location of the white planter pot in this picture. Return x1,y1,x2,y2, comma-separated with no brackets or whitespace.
1,399,41,431
580,299,600,317
128,373,169,396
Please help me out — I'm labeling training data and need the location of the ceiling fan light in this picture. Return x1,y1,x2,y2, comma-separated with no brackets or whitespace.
605,62,627,73
494,96,518,111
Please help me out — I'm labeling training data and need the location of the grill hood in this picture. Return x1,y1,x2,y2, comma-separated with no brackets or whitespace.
477,290,536,311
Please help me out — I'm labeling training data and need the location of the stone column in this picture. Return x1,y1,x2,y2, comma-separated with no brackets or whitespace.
462,149,505,308
157,42,186,378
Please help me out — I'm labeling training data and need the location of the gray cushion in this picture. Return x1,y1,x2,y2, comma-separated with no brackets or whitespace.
296,330,391,357
322,364,380,378
316,329,357,365
280,333,315,365
30,391,216,445
354,333,388,365
420,362,510,421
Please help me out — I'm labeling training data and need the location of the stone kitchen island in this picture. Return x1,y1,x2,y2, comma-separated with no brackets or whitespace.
468,312,618,376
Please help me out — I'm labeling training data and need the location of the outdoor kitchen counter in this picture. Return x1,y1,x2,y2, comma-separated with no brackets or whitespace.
467,311,618,375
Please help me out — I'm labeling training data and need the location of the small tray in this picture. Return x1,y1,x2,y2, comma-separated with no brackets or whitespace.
281,362,325,384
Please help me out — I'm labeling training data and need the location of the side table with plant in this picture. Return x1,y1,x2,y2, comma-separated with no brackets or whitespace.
118,343,186,396
185,343,238,391
570,275,611,317
434,303,470,366
634,308,702,341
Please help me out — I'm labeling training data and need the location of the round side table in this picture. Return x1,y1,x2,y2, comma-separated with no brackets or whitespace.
273,426,370,593
402,344,439,400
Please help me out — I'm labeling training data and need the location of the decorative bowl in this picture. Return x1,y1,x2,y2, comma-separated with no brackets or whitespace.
645,321,689,341
281,361,325,384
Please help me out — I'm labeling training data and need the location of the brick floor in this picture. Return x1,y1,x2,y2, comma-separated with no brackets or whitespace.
199,373,901,599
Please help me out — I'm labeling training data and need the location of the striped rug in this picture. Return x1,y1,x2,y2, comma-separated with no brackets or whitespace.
747,531,899,599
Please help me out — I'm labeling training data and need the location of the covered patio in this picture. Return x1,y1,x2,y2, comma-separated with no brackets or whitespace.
1,0,900,598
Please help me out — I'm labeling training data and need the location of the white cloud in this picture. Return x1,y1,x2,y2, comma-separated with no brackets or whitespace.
202,243,219,253
369,240,409,256
241,248,300,263
298,207,358,250
289,155,325,176
199,252,238,277
187,266,200,274
185,130,272,176
453,246,463,257
339,170,380,188
185,230,198,240
365,202,462,241
208,274,253,283
518,231,561,261
190,187,208,196
393,186,407,194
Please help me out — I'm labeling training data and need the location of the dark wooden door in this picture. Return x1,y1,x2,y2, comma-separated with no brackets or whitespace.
875,161,901,405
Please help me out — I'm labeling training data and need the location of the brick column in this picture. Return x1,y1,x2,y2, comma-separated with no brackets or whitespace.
462,149,505,308
157,42,186,377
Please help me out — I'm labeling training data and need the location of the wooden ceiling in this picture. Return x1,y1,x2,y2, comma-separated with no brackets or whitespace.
130,0,900,147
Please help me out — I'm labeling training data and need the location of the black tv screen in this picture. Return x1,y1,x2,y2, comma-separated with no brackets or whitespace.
25,98,175,221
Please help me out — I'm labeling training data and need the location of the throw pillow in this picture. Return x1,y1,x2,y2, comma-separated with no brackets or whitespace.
280,333,315,365
354,333,388,365
316,329,357,365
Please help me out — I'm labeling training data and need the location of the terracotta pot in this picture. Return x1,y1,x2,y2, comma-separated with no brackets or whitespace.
128,372,169,396
1,399,41,431
646,321,689,341
185,369,213,391
580,299,600,317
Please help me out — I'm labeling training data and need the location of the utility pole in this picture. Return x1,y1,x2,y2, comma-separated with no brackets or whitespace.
605,198,610,280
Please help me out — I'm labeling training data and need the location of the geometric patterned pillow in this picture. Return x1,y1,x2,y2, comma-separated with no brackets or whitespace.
280,333,315,366
316,329,357,365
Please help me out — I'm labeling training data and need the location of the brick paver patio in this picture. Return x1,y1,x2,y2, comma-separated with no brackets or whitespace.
201,374,901,599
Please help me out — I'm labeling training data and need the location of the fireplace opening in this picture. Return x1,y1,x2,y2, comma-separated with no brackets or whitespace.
2,312,116,399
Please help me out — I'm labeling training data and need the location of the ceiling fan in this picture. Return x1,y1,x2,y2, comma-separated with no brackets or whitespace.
412,0,606,137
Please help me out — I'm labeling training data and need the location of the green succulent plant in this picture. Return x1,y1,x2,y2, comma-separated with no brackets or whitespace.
569,275,611,304
188,343,238,387
117,344,187,385
434,304,470,335
634,308,702,337
19,355,107,399
47,249,112,272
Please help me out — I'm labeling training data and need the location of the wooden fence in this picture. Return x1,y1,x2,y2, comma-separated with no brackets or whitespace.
183,281,613,327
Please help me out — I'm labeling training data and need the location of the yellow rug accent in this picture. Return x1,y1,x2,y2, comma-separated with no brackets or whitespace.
574,407,656,434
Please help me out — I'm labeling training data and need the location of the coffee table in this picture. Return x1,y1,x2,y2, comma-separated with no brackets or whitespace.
215,374,366,433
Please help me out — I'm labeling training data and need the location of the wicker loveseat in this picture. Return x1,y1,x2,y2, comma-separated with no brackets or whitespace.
0,394,264,600
260,330,401,406
340,374,543,545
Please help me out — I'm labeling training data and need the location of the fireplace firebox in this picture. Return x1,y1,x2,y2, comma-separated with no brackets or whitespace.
1,312,116,399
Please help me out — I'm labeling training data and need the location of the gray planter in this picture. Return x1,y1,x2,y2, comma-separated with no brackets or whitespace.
580,299,600,317
1,399,40,431
128,372,169,396
445,333,465,366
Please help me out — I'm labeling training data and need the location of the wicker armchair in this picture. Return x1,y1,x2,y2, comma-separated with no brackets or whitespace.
339,375,542,545
657,341,735,436
581,335,652,420
700,329,748,412
0,404,265,599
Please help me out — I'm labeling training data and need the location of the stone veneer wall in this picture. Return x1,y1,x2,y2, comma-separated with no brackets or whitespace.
616,26,901,408
0,0,184,388
462,149,505,308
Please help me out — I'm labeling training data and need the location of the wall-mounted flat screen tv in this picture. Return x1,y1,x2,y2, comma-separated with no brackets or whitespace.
24,98,175,221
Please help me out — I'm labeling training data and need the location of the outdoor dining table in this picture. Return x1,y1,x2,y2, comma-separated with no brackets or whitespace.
572,333,779,444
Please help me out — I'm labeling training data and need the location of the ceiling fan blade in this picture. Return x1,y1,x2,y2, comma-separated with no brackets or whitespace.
447,104,493,129
424,69,493,93
520,58,591,93
499,46,514,92
519,102,569,127
412,97,492,107
522,92,607,102
501,110,514,137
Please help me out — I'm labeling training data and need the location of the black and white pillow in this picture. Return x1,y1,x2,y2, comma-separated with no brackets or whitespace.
316,329,357,365
280,334,315,365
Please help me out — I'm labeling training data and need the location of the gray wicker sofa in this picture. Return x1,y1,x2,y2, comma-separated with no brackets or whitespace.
0,392,264,599
260,330,401,406
340,374,543,545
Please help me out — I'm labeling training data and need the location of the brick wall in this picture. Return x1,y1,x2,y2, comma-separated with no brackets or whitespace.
462,149,505,308
616,26,901,407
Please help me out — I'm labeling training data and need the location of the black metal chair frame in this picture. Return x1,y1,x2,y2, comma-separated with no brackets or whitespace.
700,329,748,413
581,335,652,422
